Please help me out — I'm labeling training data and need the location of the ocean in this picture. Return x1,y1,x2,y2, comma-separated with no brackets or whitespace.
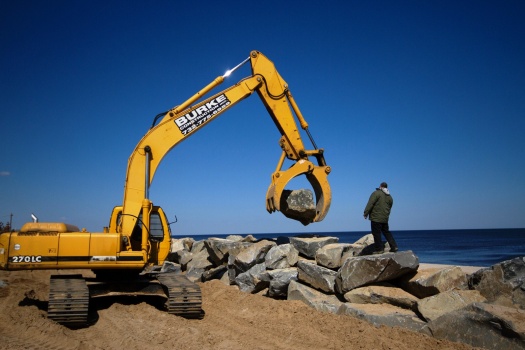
178,228,525,268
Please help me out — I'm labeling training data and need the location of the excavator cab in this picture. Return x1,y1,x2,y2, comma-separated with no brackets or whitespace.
129,212,165,244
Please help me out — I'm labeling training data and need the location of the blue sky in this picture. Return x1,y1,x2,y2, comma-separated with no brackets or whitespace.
1,1,524,235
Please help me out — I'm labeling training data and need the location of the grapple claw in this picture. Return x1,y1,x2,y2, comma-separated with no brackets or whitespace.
266,159,331,224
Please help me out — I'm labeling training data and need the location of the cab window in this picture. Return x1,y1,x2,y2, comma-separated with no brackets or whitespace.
149,212,164,242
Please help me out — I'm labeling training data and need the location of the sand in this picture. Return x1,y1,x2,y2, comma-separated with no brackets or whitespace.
0,268,481,350
418,263,484,274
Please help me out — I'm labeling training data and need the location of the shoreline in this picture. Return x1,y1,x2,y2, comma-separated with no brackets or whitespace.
418,263,485,274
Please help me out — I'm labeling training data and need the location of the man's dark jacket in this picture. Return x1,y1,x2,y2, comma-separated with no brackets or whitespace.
364,188,393,223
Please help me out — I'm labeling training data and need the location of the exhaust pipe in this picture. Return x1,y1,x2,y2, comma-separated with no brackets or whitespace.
31,213,38,223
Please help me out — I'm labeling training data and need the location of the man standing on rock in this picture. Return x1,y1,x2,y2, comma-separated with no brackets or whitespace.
363,182,398,254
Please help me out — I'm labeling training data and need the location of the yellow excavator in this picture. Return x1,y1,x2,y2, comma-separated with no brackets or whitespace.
0,50,331,327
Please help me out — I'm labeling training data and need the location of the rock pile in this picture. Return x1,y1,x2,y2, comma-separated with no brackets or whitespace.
168,234,525,350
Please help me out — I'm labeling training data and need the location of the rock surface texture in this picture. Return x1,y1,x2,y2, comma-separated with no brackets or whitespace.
469,256,525,309
164,234,524,350
280,189,316,225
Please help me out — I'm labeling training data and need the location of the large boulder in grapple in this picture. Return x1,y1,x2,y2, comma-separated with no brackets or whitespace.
280,189,316,225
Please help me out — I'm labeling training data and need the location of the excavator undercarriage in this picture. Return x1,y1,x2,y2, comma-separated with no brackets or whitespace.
47,271,202,327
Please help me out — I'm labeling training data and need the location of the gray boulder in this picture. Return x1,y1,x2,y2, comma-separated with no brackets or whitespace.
337,302,426,332
166,249,191,266
343,283,420,311
280,189,316,225
315,243,356,269
224,234,257,242
334,234,387,263
353,234,395,256
340,244,370,262
289,236,339,259
185,248,214,282
234,262,270,294
297,260,337,294
287,280,343,314
354,234,375,246
265,243,299,270
398,266,468,298
178,250,193,269
170,237,194,252
159,261,181,273
423,302,525,350
167,237,194,264
469,256,525,309
202,265,228,282
185,247,212,269
229,240,276,273
242,234,258,242
417,289,487,321
335,251,419,294
225,235,244,242
267,267,298,298
190,240,206,253
204,238,251,266
353,234,376,256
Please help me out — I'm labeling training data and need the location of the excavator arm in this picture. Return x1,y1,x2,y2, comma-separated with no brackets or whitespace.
119,50,331,238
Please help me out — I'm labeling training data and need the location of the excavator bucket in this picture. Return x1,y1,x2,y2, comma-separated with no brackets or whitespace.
266,160,331,225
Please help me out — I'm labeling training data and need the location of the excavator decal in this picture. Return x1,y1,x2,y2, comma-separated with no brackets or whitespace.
174,93,231,134
11,255,42,263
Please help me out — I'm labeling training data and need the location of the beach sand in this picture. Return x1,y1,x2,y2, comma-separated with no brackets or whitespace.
419,263,484,275
0,267,481,350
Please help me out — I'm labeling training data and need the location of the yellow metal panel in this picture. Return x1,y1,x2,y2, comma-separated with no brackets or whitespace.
10,233,59,258
117,251,145,266
20,222,80,233
6,233,59,269
0,234,8,268
57,232,90,257
89,233,119,257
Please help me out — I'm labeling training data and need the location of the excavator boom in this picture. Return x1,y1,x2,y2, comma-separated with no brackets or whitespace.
119,50,331,236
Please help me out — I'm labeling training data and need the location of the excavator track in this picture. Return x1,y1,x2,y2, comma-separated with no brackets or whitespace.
158,273,202,319
47,275,89,327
